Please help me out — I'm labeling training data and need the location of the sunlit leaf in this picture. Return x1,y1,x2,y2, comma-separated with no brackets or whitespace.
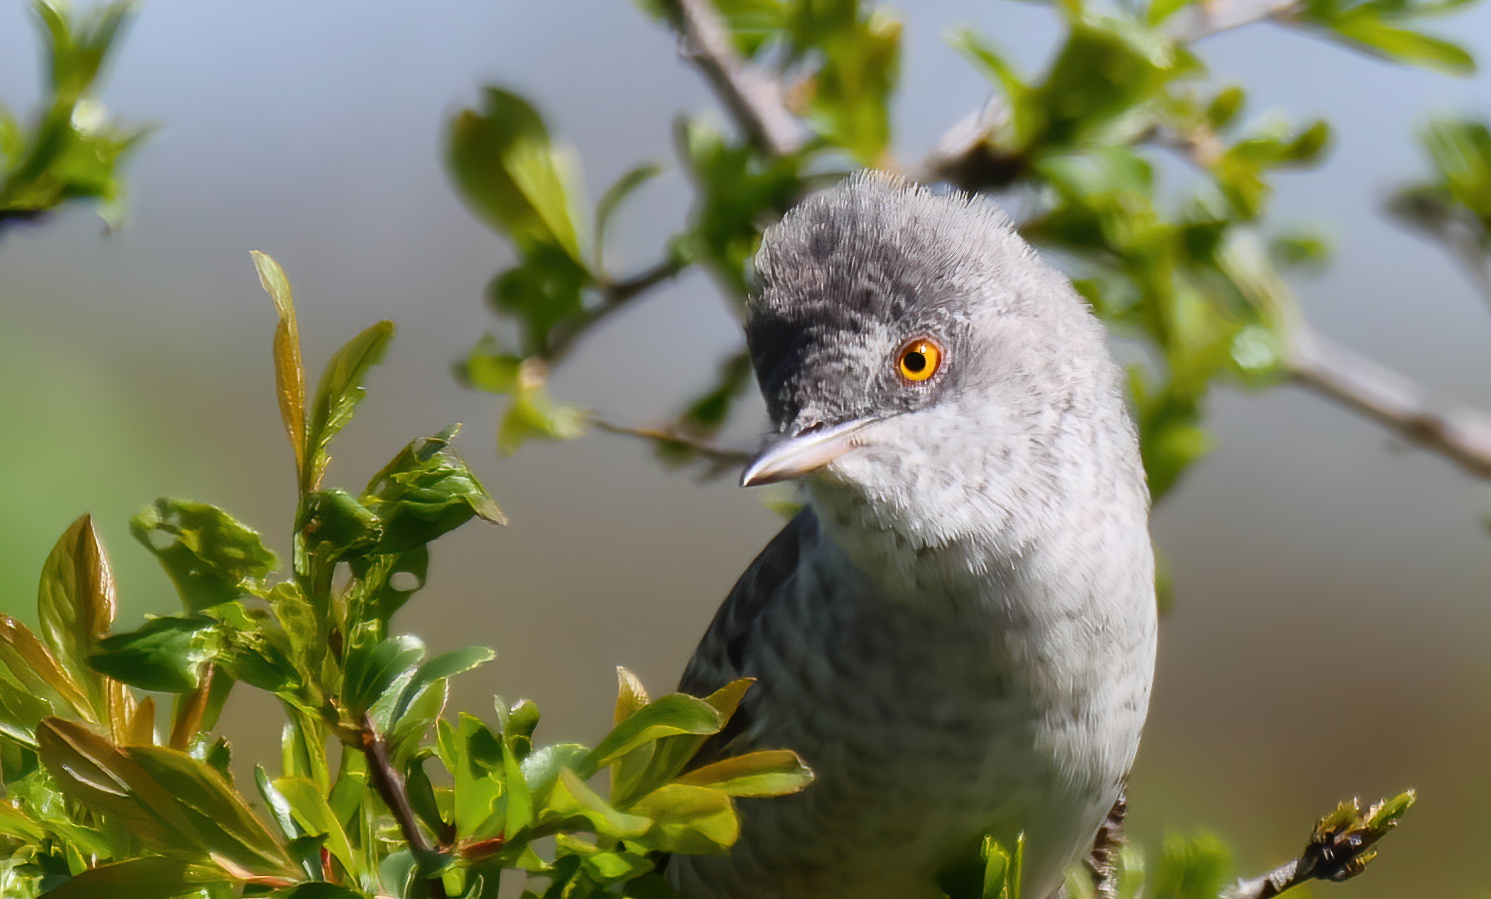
252,250,307,478
89,615,217,694
37,516,115,712
448,87,587,265
130,499,277,612
305,320,395,492
362,425,506,554
675,749,813,797
35,855,228,898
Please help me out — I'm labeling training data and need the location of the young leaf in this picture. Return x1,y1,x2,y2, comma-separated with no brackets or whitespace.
38,718,295,875
361,425,506,554
37,515,115,711
33,855,229,899
0,613,92,723
577,694,724,778
448,87,587,266
674,749,813,797
305,320,395,492
625,783,738,855
343,634,425,720
88,615,217,694
272,776,359,878
130,499,278,612
252,250,307,477
594,162,663,274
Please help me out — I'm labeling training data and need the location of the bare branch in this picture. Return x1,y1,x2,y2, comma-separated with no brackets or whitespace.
670,0,803,157
359,714,450,899
920,0,1303,188
593,415,754,478
1287,321,1491,478
1166,0,1305,44
545,256,685,363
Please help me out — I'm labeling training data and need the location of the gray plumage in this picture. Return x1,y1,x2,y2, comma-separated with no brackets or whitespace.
671,172,1157,899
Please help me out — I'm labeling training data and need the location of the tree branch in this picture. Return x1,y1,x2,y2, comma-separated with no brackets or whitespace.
1286,321,1491,478
545,255,686,364
1166,0,1305,44
668,0,804,157
359,714,449,899
592,415,754,477
1222,794,1414,899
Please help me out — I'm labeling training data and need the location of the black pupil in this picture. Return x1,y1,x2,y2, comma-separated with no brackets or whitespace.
903,351,927,373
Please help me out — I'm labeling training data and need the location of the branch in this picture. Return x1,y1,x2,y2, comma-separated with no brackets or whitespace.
920,0,1303,188
1166,0,1305,44
359,715,450,899
1222,793,1415,899
545,255,685,363
592,415,754,478
1287,321,1491,479
668,0,803,157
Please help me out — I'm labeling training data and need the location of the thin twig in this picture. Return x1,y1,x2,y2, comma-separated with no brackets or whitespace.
359,714,449,899
670,0,803,157
1287,321,1491,478
920,0,1303,187
546,256,686,363
1166,0,1305,43
1222,793,1412,899
592,415,755,475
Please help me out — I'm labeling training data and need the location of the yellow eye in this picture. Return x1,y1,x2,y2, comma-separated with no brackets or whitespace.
896,338,943,382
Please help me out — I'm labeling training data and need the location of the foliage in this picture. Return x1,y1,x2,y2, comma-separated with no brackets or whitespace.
0,0,146,232
448,0,1483,504
0,256,812,899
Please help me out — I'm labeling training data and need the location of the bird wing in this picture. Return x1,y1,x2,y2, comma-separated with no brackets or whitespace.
677,507,816,766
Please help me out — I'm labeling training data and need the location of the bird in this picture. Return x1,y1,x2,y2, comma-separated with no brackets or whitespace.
668,171,1158,899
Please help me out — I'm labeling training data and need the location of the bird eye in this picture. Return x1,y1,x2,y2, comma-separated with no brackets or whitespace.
896,337,943,383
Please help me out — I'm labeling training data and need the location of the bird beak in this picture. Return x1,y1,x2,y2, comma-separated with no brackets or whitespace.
741,418,875,487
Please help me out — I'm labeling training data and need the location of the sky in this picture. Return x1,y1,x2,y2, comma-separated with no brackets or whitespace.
2,2,1491,895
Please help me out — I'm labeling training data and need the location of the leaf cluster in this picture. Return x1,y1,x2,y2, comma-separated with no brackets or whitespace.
0,0,147,233
0,256,811,899
446,0,1481,508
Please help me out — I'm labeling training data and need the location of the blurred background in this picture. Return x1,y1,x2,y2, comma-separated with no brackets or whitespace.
2,1,1489,896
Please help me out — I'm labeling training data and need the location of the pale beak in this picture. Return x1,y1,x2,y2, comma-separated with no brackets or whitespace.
741,418,876,487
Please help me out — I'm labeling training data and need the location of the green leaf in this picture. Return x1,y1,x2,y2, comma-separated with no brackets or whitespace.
392,645,495,725
252,250,308,477
448,87,587,265
88,615,217,694
675,749,813,797
37,718,295,875
440,713,505,840
362,425,506,554
297,489,383,564
270,885,369,899
305,320,395,492
343,634,425,720
1150,831,1232,899
0,613,92,726
980,833,1024,899
1325,13,1475,74
497,361,588,455
577,694,725,778
130,499,278,612
36,516,115,715
273,776,358,878
626,783,738,855
36,856,228,899
594,162,663,274
548,767,651,839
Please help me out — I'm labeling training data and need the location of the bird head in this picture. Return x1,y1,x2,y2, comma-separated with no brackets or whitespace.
742,172,1140,551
